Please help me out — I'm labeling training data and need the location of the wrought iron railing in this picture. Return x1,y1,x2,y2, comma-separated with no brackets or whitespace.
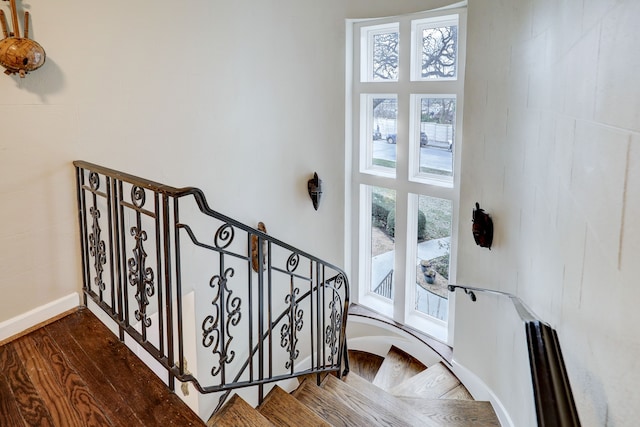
372,269,393,299
74,161,350,412
449,284,580,427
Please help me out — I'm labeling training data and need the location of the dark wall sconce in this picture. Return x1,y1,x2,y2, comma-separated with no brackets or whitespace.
472,202,493,249
307,172,322,211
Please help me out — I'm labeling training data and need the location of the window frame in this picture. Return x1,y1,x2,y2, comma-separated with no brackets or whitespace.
360,22,401,83
347,8,466,345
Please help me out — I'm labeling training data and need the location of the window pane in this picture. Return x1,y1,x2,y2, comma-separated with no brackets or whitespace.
415,195,451,321
371,97,397,172
370,186,396,300
372,31,399,81
421,24,457,79
418,97,455,178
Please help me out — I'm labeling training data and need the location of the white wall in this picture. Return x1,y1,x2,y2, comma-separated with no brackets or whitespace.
6,0,640,424
457,1,640,425
0,0,346,323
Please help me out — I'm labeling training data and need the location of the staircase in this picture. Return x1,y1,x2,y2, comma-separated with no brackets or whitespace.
208,346,500,426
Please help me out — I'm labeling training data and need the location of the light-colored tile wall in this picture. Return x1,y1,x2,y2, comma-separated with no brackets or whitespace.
458,0,640,424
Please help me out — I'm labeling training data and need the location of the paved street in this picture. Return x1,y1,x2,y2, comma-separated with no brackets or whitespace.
372,140,453,173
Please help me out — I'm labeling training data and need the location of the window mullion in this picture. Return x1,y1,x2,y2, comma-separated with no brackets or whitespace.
392,190,408,324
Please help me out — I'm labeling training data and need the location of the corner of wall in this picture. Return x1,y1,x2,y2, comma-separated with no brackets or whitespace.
0,293,80,343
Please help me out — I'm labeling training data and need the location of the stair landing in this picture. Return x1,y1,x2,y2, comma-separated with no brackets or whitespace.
0,309,205,427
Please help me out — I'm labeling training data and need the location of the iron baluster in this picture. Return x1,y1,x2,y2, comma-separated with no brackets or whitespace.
73,160,350,411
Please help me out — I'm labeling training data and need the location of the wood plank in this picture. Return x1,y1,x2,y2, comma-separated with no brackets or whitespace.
390,362,460,399
0,365,27,427
441,383,474,400
46,309,205,426
43,313,146,427
67,310,205,426
0,344,55,426
372,346,426,391
397,397,501,426
207,394,274,427
322,374,427,427
296,371,331,385
342,371,440,426
292,378,378,426
257,385,330,427
347,350,384,382
12,333,93,426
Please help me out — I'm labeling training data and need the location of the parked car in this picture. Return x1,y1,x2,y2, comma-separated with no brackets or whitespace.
420,132,428,146
386,132,429,146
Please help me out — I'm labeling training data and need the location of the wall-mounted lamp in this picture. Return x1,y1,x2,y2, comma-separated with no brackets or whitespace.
307,172,322,211
472,202,493,250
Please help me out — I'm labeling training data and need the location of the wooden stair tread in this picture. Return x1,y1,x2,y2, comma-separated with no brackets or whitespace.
337,373,437,426
258,385,330,426
347,349,385,382
390,362,461,399
207,394,274,427
397,397,501,426
441,383,474,400
292,378,381,426
372,346,427,391
296,372,331,385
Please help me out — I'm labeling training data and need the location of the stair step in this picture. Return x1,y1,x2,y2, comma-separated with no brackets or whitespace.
335,373,436,426
441,383,474,400
207,394,274,427
292,378,382,426
390,362,464,399
347,349,385,382
257,386,330,427
296,371,332,385
372,346,427,391
397,397,501,426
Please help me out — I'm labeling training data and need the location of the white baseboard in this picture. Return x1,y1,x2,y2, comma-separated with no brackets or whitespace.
0,293,80,342
451,359,513,427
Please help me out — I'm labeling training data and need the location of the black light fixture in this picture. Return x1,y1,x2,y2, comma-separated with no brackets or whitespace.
307,172,322,210
472,202,493,249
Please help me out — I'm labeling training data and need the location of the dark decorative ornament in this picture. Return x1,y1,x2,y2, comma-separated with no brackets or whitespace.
251,222,267,273
128,226,155,327
0,0,46,78
307,172,322,210
472,202,493,250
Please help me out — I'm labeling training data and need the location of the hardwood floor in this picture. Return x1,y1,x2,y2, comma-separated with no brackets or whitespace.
0,308,205,427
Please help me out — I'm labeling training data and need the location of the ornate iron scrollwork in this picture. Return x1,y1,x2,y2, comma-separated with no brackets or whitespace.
214,223,234,249
286,253,300,273
281,287,303,369
88,206,106,293
203,267,240,377
128,226,155,328
131,185,146,208
88,172,100,191
325,291,342,364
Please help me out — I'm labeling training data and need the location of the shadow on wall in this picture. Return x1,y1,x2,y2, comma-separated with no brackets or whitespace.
7,57,65,102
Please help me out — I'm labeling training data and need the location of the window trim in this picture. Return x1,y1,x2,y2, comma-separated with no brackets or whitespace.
347,8,467,346
410,14,460,82
360,22,400,83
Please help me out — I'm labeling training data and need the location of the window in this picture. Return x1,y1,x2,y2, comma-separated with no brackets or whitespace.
349,10,466,343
